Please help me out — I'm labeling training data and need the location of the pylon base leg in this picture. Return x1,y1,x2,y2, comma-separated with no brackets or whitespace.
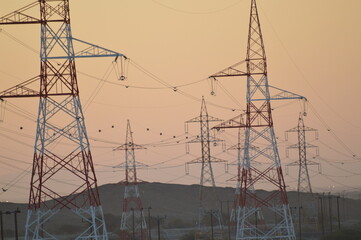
24,206,108,240
73,206,109,240
25,209,60,240
236,205,296,240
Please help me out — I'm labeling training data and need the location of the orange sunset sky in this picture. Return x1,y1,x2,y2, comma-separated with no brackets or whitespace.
0,0,361,202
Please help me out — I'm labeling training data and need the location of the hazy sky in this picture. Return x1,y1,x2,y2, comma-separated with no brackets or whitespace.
0,0,361,203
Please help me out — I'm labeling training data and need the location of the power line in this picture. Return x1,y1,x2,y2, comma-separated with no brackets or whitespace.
1,28,241,113
151,0,243,15
83,62,114,111
317,156,361,176
258,6,361,131
309,102,358,158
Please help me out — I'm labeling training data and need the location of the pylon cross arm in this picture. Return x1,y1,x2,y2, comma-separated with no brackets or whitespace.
0,11,40,24
0,1,66,25
209,60,247,78
287,143,318,149
212,113,246,130
0,2,40,25
113,143,146,151
71,37,126,59
209,156,227,163
42,37,126,60
0,76,40,99
252,85,306,101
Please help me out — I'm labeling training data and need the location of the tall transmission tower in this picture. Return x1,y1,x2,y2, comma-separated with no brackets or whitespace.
113,120,148,240
0,1,126,239
210,0,306,239
285,113,319,198
185,97,226,235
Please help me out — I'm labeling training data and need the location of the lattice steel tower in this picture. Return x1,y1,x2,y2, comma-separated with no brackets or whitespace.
214,115,265,230
214,115,245,224
185,97,226,233
0,1,126,239
114,120,147,240
286,113,319,198
209,0,304,239
229,127,244,223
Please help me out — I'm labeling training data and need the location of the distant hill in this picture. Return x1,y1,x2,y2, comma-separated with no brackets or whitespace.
2,182,361,239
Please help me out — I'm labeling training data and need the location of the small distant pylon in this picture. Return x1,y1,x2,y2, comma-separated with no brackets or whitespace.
185,97,226,235
215,115,264,230
228,128,244,224
285,112,320,199
214,115,245,225
114,120,148,240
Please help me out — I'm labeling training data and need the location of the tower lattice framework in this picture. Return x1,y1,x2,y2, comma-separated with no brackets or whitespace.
286,113,319,198
114,120,147,240
0,1,126,239
185,97,226,233
209,0,304,239
214,115,265,230
214,116,245,225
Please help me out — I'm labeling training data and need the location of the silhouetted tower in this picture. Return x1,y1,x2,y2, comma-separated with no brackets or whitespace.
114,120,147,240
0,1,126,239
214,115,245,224
209,0,305,239
215,115,264,229
286,113,319,198
185,97,226,233
230,128,243,221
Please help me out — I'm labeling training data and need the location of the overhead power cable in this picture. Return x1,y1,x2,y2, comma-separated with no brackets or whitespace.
308,102,358,159
258,8,361,130
151,0,243,15
1,28,242,112
317,156,361,176
115,59,242,111
216,81,243,108
83,63,114,111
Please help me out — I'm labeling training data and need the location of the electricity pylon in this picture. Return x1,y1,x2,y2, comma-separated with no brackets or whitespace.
228,127,244,225
285,113,319,239
214,115,265,231
0,1,126,239
286,113,319,198
209,0,306,239
214,115,245,225
113,120,148,240
185,97,226,236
